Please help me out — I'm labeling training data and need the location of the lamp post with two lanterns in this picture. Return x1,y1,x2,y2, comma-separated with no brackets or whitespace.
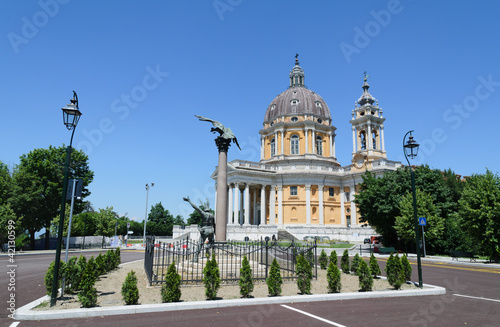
403,130,423,288
50,91,82,306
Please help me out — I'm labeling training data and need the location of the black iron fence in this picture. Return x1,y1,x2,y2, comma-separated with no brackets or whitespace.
144,236,317,285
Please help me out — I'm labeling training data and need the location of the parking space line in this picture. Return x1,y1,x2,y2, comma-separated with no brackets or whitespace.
9,322,20,327
281,304,347,327
453,294,500,303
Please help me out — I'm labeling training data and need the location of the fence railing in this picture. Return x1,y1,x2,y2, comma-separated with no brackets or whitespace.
144,236,317,285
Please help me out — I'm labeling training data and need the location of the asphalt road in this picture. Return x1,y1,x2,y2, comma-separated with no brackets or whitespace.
3,253,499,327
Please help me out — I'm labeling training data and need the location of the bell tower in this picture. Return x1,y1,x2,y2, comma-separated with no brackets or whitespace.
349,73,387,170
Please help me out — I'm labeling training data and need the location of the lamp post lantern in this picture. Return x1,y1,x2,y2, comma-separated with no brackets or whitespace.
143,182,154,247
50,91,82,306
403,130,423,288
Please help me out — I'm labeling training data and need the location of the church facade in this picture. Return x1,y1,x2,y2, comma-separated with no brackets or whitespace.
177,58,401,242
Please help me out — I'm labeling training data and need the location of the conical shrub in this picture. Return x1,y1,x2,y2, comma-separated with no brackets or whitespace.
239,255,254,298
296,254,313,294
350,253,361,275
358,260,373,292
121,270,140,305
341,249,350,274
162,261,182,303
203,253,221,300
401,254,412,281
326,261,341,293
369,253,381,278
267,258,283,296
319,250,328,269
329,250,338,267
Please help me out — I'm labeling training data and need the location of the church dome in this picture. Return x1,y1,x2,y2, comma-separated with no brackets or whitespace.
264,57,331,123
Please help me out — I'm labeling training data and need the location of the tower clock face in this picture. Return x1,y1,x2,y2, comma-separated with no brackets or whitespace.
356,158,364,168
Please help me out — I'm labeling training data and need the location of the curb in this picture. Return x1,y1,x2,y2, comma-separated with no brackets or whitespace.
14,284,446,320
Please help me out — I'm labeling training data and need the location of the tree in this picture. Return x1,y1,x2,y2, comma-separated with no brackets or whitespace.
121,270,140,305
355,166,458,250
326,261,341,293
267,258,283,296
401,254,412,281
319,249,328,269
296,254,312,294
395,189,445,252
203,253,221,300
358,260,373,292
350,253,361,275
239,255,254,298
341,249,350,274
162,261,182,303
459,170,500,261
10,146,93,249
147,202,178,236
369,253,381,278
329,250,338,267
385,253,405,290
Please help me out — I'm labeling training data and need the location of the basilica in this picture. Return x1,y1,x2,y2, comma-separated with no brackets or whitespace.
178,58,401,242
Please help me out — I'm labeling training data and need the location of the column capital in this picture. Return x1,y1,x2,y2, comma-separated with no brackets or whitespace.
215,136,232,153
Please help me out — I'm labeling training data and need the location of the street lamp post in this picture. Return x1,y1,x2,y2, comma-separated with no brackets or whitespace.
143,183,154,247
403,130,423,288
50,91,82,306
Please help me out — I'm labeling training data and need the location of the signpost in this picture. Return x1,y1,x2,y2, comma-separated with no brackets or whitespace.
419,217,427,257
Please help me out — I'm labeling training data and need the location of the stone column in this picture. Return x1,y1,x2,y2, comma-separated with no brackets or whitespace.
277,185,283,226
215,137,231,241
228,184,233,225
260,136,264,160
253,188,257,225
305,184,311,225
269,185,275,225
352,126,356,153
367,121,372,149
234,183,240,226
312,130,316,154
244,183,250,226
260,185,266,226
305,128,309,153
340,187,345,226
350,186,357,226
381,126,385,152
280,130,284,154
329,132,333,157
319,184,324,225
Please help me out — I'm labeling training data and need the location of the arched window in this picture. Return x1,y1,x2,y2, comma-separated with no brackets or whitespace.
291,134,299,155
316,136,323,156
360,131,366,150
270,138,276,157
372,131,377,150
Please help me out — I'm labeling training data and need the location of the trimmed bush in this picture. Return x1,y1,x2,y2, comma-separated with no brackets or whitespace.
161,261,182,303
319,250,328,269
203,253,221,300
385,253,405,290
358,260,373,292
239,255,254,298
350,253,361,275
105,250,115,272
78,258,97,308
326,261,341,293
95,252,106,276
329,250,338,267
305,249,314,268
296,254,313,294
369,253,381,278
64,256,79,294
122,270,140,305
74,255,87,292
44,260,66,296
341,249,350,274
267,258,283,297
115,247,121,266
401,254,412,281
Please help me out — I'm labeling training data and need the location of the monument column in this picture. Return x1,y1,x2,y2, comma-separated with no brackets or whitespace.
214,137,231,241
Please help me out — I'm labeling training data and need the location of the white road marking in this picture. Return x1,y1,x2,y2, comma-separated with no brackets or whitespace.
281,304,347,327
10,322,20,327
453,294,500,303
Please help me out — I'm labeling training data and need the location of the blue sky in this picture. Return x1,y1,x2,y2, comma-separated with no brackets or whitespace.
2,0,499,222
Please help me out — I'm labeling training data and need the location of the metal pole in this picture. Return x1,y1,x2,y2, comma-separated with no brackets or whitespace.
50,142,73,306
143,183,153,247
422,225,426,258
410,168,423,287
61,178,77,295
